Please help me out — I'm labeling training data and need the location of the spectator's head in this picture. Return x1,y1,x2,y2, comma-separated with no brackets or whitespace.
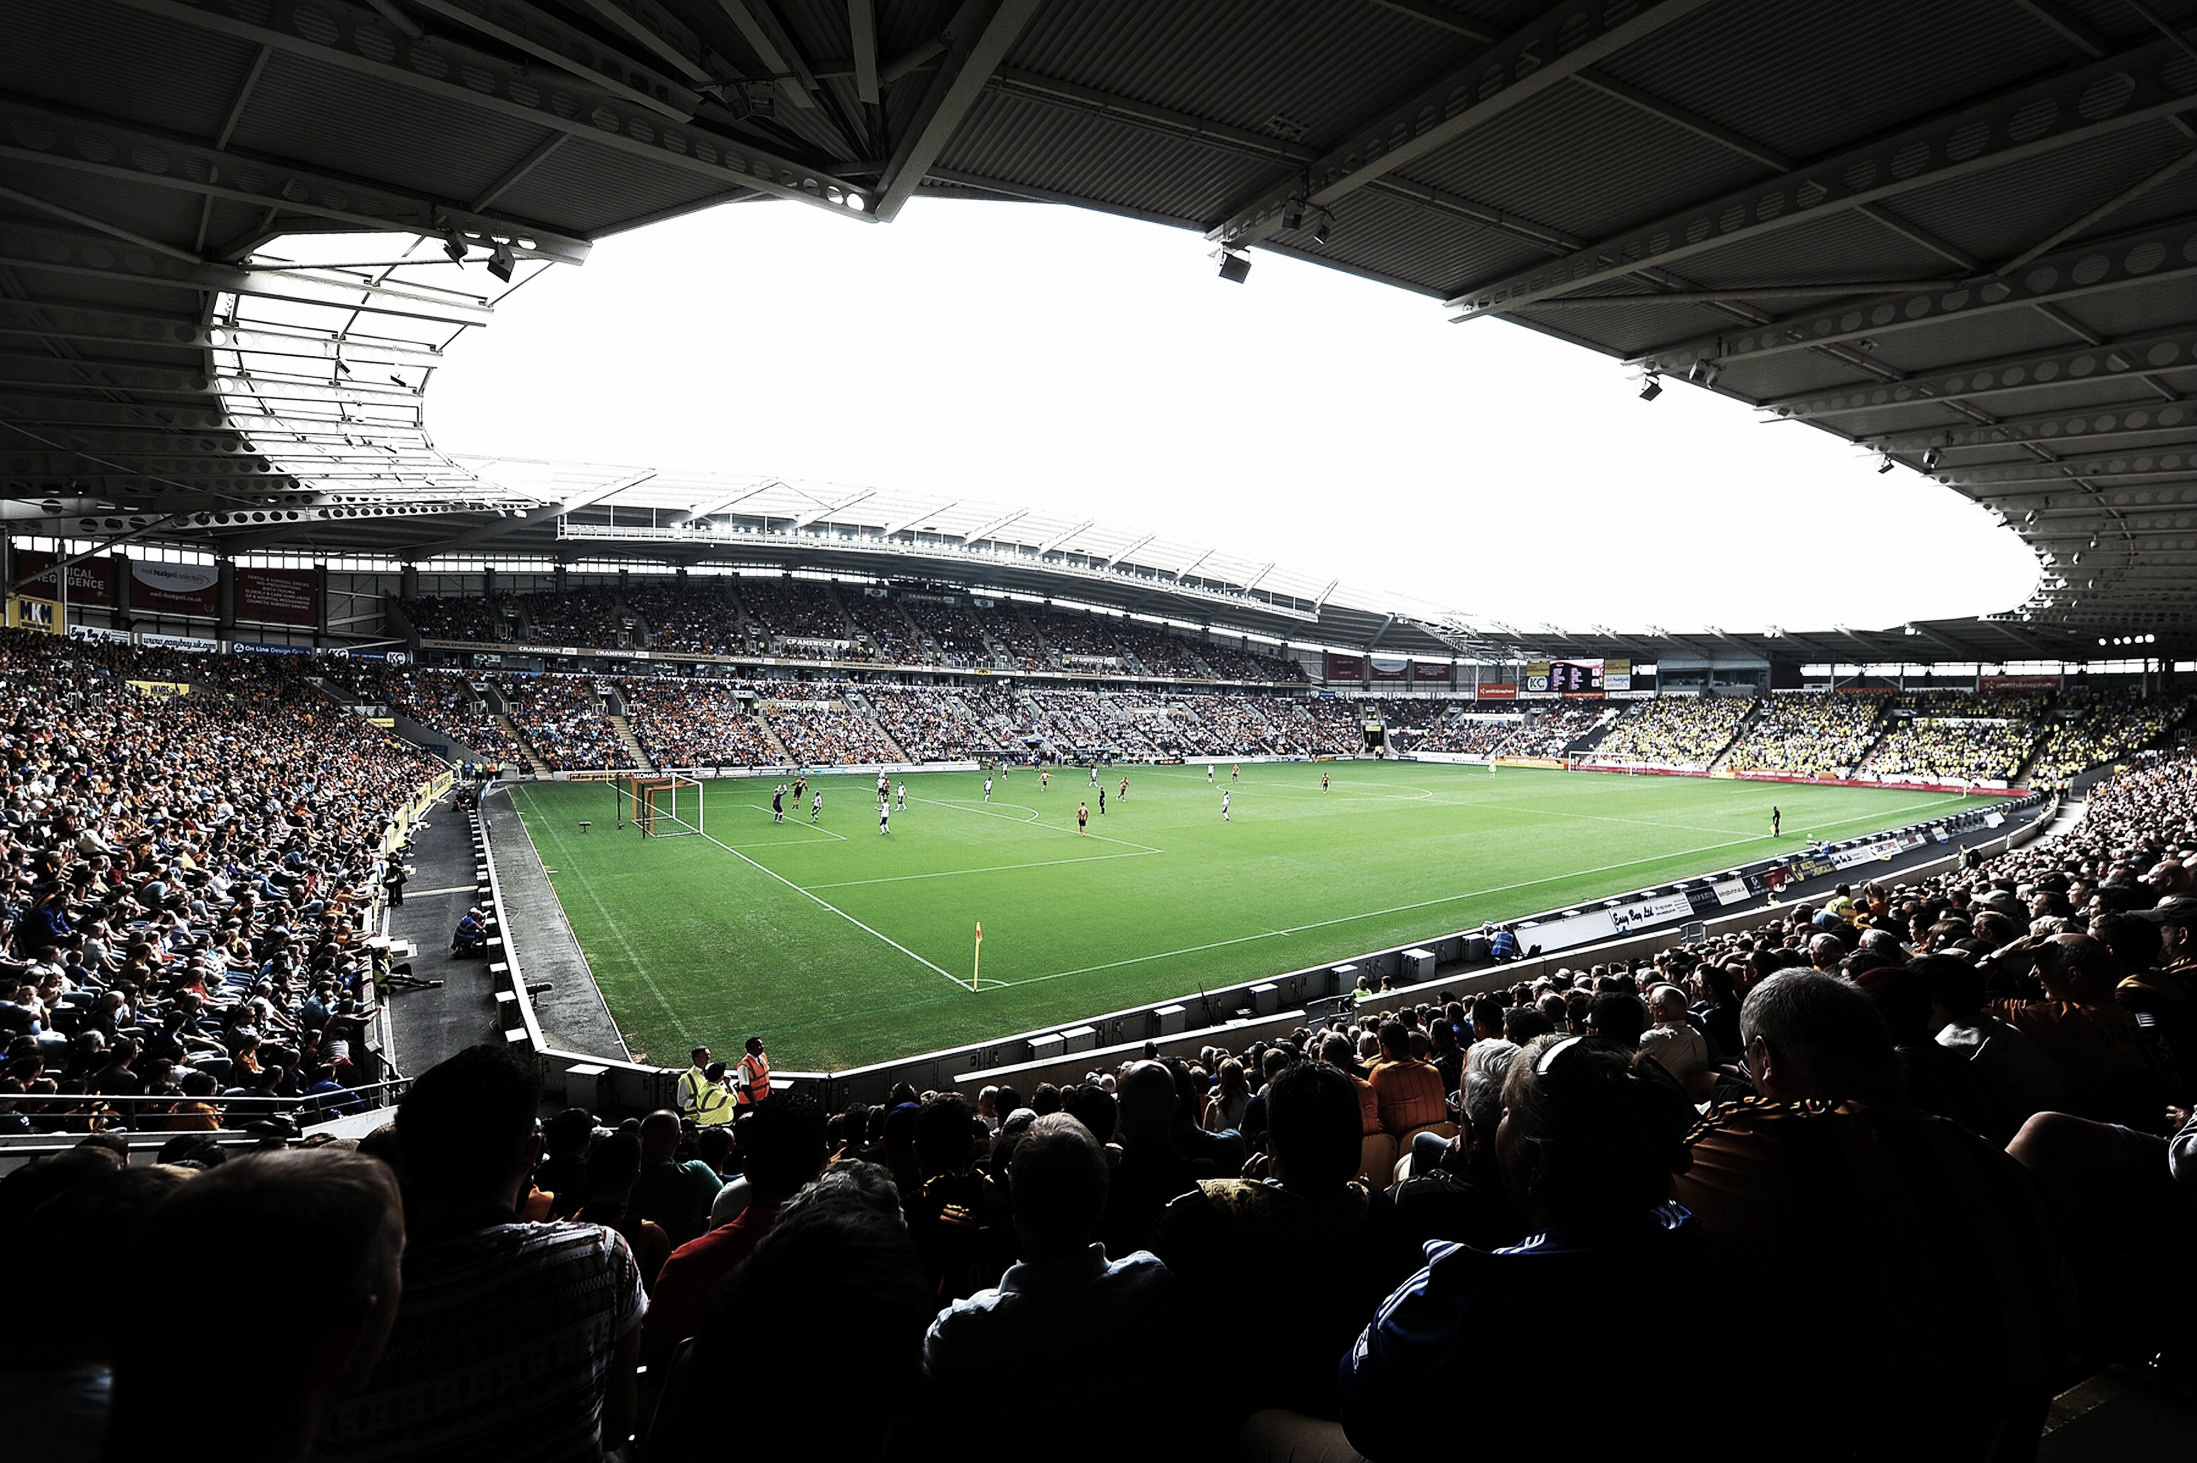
1740,970,1900,1104
1061,1082,1118,1144
395,1043,541,1206
639,1109,682,1160
689,1045,710,1068
1498,1034,1694,1228
1006,1113,1110,1260
912,1092,978,1178
1115,1059,1176,1142
1377,1020,1410,1061
1648,985,1688,1023
738,1094,828,1201
1585,992,1649,1047
1265,1061,1363,1191
108,1150,402,1462
2034,932,2118,1005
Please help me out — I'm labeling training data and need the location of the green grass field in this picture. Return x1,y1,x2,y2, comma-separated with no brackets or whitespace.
508,765,1990,1070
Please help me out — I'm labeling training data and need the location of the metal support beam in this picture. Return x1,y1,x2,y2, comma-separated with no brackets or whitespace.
1104,532,1153,569
0,96,593,266
401,471,656,558
957,507,1026,544
402,0,703,119
711,1,822,110
1638,216,2197,374
871,0,1047,221
564,0,718,87
1762,320,2197,419
849,0,881,105
789,487,874,531
1034,519,1092,555
670,479,784,525
108,0,875,222
883,499,954,537
1866,396,2197,453
1449,34,2197,319
1207,0,1714,249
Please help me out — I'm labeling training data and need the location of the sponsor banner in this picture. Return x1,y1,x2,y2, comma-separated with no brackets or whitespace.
69,623,133,643
1605,657,1633,693
139,631,218,651
228,639,310,657
1478,682,1519,700
1685,887,1723,915
1493,756,1563,769
1326,653,1364,681
14,549,118,605
236,567,318,626
1521,909,1617,953
1610,892,1695,935
127,679,191,698
1832,837,1907,869
1712,877,1753,906
1981,674,2062,691
133,560,218,615
1368,654,1410,682
1412,661,1451,682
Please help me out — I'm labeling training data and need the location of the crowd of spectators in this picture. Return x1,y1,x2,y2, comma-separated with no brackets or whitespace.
1585,693,1752,768
399,593,508,642
841,593,926,664
497,675,624,772
738,579,852,654
761,696,903,767
619,680,776,769
2028,689,2189,789
1721,691,1889,777
0,628,438,1142
1857,710,2044,784
518,588,634,649
622,581,743,656
857,686,997,763
13,620,2197,1462
896,595,998,667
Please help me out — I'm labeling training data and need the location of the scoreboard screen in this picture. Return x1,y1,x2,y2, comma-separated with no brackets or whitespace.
1526,659,1602,694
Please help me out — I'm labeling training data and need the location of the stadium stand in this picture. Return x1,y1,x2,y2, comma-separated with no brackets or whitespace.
12,628,2196,1460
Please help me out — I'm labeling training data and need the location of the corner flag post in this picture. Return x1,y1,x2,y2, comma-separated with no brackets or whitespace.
973,921,983,991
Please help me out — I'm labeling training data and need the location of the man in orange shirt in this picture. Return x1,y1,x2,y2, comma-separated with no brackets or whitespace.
1366,1021,1447,1138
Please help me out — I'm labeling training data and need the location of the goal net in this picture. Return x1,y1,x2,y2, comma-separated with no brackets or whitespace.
615,773,705,838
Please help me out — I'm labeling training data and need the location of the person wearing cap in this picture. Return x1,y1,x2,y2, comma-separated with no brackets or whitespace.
2114,896,2197,1078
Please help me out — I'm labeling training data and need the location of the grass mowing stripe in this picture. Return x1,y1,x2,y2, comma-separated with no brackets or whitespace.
510,767,1998,1068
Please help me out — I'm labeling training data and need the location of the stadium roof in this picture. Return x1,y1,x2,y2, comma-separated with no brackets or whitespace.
5,0,2197,664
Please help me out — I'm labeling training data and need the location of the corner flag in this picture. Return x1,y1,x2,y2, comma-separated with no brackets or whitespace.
973,921,984,990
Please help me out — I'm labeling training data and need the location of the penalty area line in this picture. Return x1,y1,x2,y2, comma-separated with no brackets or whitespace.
697,828,971,993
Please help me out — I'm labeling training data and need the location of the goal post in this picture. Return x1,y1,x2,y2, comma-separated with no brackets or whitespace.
614,773,705,837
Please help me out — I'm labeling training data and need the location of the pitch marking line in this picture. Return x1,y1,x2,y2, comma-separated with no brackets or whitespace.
972,797,1974,991
695,827,973,993
533,824,690,1032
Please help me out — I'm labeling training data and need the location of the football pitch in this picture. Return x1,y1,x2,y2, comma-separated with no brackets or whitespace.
508,765,1991,1071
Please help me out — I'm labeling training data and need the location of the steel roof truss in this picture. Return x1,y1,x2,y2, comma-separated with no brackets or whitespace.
109,0,875,222
1643,216,2197,373
1766,323,2197,418
1209,0,1715,248
872,0,1047,221
1451,32,2197,320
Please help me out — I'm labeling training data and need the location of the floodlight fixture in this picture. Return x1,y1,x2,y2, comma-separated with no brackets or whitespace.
1922,447,1941,470
2023,509,2040,525
1638,376,1663,402
1687,360,1721,388
1312,209,1332,245
487,242,516,283
1217,250,1252,284
442,230,467,266
1876,454,1894,473
1282,199,1305,232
